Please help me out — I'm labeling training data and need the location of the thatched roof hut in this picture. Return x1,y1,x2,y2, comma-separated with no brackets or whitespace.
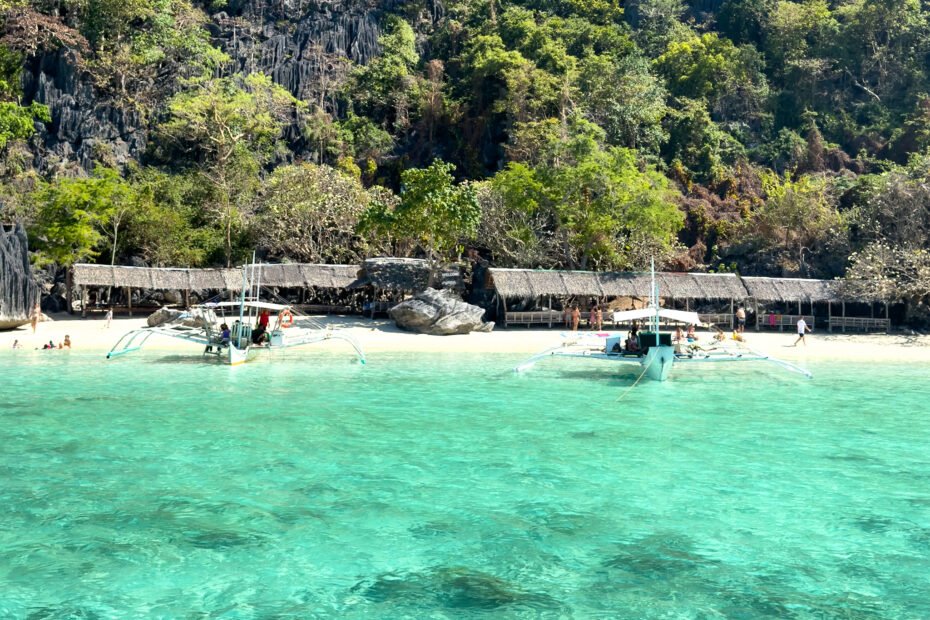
248,263,360,289
73,263,361,292
73,264,242,291
488,268,748,300
740,276,843,303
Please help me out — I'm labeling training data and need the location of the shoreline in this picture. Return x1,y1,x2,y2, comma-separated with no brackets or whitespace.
2,312,930,363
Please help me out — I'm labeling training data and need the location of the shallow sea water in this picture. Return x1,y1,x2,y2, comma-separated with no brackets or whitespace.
1,349,929,619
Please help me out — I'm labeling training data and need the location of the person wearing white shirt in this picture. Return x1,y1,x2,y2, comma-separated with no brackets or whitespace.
793,317,811,346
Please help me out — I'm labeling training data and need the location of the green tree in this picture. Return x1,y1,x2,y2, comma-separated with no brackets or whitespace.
347,16,419,131
124,168,219,266
477,162,553,267
752,171,844,272
579,53,667,152
256,162,385,263
154,73,298,266
0,46,50,154
360,159,479,262
546,145,683,269
655,33,769,124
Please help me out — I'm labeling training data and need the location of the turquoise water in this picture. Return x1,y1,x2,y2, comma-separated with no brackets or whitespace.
1,350,929,619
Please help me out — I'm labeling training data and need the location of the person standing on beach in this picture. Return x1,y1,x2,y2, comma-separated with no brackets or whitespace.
735,306,746,333
793,317,811,346
105,307,113,328
30,302,41,333
571,306,580,331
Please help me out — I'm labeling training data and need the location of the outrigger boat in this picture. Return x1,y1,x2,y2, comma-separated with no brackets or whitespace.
515,262,810,382
106,263,365,366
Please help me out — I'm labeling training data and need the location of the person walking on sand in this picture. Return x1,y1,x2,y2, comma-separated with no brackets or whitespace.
735,306,746,333
571,306,580,332
30,302,41,333
793,317,811,346
105,307,113,328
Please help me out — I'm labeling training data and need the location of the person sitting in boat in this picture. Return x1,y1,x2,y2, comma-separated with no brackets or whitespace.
686,324,698,342
630,321,640,339
625,335,640,353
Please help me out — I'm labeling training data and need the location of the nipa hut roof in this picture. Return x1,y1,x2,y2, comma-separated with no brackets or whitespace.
73,264,242,291
741,276,842,302
488,268,748,300
73,263,360,291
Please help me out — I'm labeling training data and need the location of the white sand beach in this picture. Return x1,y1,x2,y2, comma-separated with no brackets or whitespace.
3,312,930,363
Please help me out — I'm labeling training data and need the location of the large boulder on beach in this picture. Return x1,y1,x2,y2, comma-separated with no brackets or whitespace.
389,288,494,335
147,307,183,327
147,307,206,328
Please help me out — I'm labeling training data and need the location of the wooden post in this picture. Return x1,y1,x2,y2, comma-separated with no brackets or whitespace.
730,299,734,330
127,287,133,317
81,286,87,318
885,300,890,333
501,295,509,328
184,289,190,309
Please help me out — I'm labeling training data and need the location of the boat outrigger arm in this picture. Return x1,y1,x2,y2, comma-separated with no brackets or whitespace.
513,338,812,380
106,306,366,365
514,258,811,382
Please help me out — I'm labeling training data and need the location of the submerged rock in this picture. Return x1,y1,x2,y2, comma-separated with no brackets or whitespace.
389,288,493,335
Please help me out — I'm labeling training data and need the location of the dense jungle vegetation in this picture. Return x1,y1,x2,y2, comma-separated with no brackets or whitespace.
1,0,929,307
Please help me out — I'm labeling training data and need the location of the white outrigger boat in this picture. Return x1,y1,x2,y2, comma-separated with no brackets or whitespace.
106,263,365,366
515,263,810,382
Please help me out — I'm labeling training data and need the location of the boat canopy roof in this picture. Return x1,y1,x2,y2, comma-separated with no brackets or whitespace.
201,301,291,311
611,307,702,325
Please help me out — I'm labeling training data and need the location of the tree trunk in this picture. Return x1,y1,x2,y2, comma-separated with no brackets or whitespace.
66,267,73,314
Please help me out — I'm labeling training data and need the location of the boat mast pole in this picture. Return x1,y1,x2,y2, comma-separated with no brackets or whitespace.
237,262,247,347
651,257,658,347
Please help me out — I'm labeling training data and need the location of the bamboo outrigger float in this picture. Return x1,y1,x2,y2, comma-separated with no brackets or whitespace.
106,262,365,366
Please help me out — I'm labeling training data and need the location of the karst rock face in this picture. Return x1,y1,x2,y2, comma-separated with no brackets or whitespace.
20,0,443,171
0,224,41,330
389,288,494,335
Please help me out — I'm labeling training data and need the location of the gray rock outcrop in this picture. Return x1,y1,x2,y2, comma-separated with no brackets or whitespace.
389,287,493,335
0,224,41,330
147,307,206,328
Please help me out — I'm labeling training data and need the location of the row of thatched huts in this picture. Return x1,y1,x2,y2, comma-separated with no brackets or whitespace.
71,261,894,331
487,268,892,331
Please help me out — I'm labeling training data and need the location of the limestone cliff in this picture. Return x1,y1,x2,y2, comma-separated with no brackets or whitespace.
0,224,40,330
19,0,437,171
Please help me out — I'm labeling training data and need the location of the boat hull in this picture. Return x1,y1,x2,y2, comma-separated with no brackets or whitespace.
643,345,675,381
226,345,253,366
